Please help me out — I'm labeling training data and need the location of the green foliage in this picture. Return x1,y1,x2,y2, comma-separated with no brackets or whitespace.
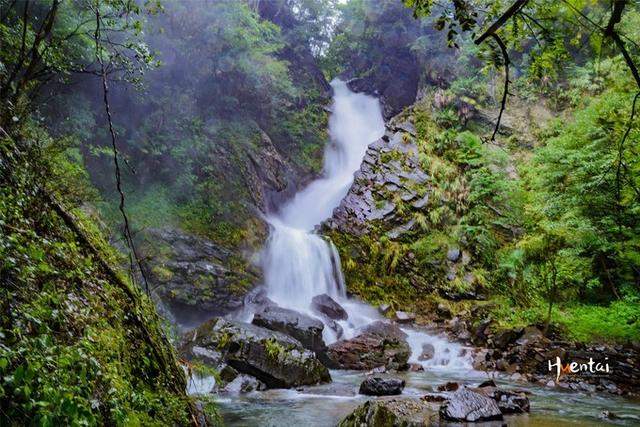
0,124,194,424
516,90,640,302
488,297,640,344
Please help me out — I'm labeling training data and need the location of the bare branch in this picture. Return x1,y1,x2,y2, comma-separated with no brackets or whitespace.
490,33,510,142
94,1,149,295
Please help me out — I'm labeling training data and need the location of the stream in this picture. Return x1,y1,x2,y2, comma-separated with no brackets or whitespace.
198,80,640,425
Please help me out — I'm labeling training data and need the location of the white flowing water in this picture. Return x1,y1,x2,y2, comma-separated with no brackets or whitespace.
260,79,472,369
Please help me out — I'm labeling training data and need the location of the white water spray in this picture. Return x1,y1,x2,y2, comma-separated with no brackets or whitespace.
261,80,472,369
263,80,383,313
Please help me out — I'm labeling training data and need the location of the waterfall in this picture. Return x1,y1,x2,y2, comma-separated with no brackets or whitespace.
261,79,472,369
263,80,384,314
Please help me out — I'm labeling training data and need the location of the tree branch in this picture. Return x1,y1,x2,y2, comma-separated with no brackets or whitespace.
94,2,149,295
490,33,510,142
474,0,528,45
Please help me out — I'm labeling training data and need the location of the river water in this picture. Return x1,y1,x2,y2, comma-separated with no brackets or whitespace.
208,81,640,425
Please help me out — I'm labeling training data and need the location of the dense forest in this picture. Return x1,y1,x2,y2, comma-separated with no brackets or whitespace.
1,0,639,425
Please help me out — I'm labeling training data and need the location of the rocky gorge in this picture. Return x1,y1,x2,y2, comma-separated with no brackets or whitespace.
146,78,639,425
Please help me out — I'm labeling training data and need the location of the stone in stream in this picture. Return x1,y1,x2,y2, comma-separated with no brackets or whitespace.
409,363,424,372
180,317,330,389
436,381,459,392
252,306,326,355
494,390,530,414
359,376,405,396
474,382,530,414
439,388,503,422
221,374,266,394
418,343,435,361
324,317,344,340
338,398,438,427
361,320,408,340
311,293,348,320
326,321,410,370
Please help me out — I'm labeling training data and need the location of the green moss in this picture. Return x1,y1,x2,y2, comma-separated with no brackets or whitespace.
0,134,196,424
151,265,174,282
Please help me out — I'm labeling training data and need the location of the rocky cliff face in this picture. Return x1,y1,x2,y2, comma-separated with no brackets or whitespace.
139,228,261,327
322,95,496,307
324,115,427,236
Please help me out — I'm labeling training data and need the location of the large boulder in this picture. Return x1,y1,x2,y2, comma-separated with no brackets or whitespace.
359,377,405,396
338,399,438,427
139,228,259,325
252,306,326,355
439,388,503,422
361,321,408,340
180,318,330,389
326,323,410,370
311,294,348,320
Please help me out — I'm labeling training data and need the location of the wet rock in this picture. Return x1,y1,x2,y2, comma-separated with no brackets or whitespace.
411,194,429,209
472,318,493,344
436,382,459,392
495,358,513,372
422,393,447,402
180,318,330,389
378,303,392,315
139,228,259,325
387,219,416,239
394,310,416,324
476,383,530,415
311,293,348,320
219,365,239,384
477,379,496,388
439,388,503,422
359,377,405,396
515,326,546,346
599,410,619,420
492,328,523,349
494,390,530,414
418,343,435,361
324,317,344,340
447,248,461,262
394,120,417,137
243,286,277,312
436,303,452,319
326,325,410,371
409,363,424,372
252,306,326,355
361,321,409,341
366,366,387,375
578,381,596,393
189,346,223,367
338,399,437,427
221,374,266,393
510,372,524,382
